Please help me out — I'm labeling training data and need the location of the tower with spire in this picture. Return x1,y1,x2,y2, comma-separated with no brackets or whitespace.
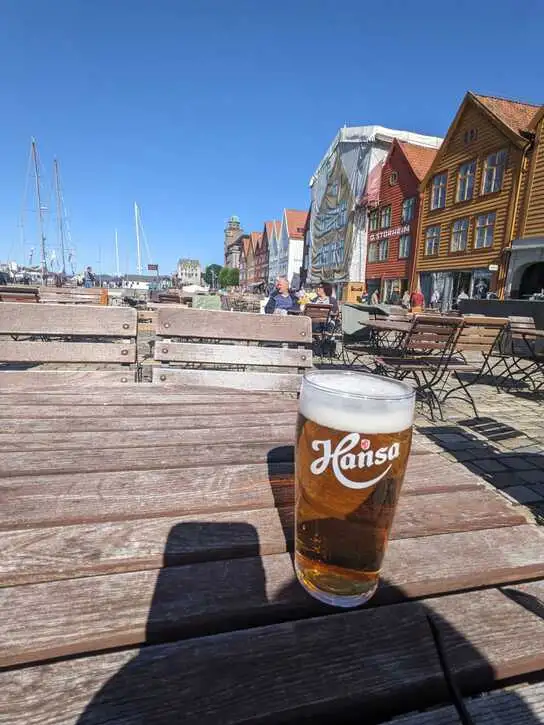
224,215,244,267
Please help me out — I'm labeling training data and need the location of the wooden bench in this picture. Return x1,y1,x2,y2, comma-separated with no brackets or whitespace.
38,286,108,305
0,302,138,385
152,307,312,391
0,286,39,303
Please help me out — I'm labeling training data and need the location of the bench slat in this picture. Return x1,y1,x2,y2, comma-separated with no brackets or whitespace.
0,303,136,335
157,306,311,342
152,367,303,390
154,341,312,367
0,341,136,363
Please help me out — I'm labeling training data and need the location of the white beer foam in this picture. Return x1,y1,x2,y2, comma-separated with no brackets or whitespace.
300,371,415,434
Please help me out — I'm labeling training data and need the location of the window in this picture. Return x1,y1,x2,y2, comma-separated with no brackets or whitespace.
380,206,392,229
401,197,416,223
425,226,440,256
368,243,378,262
369,209,379,231
399,234,411,259
378,240,388,261
464,128,478,144
456,160,476,202
389,171,398,186
450,218,469,252
475,212,496,248
431,173,447,210
482,150,507,194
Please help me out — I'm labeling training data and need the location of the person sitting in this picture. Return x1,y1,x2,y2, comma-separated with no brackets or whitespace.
264,276,298,314
310,282,339,317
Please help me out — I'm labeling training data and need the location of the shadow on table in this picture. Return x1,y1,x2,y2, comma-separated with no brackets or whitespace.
75,470,543,724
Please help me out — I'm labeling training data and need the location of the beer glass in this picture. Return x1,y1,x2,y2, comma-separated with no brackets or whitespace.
295,370,415,607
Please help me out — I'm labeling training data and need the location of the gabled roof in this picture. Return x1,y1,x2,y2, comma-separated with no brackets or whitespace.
529,105,544,130
473,94,540,136
249,231,262,255
285,209,308,240
421,91,537,186
264,221,275,240
397,140,439,181
242,235,251,259
273,220,281,237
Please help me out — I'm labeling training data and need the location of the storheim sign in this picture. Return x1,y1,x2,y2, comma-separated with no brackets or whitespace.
369,224,410,243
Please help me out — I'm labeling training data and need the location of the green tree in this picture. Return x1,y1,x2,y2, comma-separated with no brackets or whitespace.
228,267,240,287
204,264,222,288
219,266,240,288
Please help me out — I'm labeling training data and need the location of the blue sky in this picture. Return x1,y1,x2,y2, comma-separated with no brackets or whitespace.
0,0,542,274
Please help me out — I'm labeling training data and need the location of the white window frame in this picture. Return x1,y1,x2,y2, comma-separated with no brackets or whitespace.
401,197,416,223
431,173,447,210
456,160,476,202
399,234,411,259
425,226,440,256
475,212,496,248
369,210,379,231
380,205,392,229
368,243,378,262
378,239,388,261
450,218,469,252
482,149,507,194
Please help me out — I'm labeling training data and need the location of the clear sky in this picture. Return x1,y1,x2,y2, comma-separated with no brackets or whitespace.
0,0,542,275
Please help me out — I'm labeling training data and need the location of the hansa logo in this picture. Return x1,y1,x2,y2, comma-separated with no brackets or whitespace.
310,433,400,489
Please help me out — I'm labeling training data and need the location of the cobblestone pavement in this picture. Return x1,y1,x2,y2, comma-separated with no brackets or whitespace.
327,351,544,524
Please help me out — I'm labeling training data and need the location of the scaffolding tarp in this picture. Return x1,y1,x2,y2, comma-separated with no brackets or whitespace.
309,126,442,284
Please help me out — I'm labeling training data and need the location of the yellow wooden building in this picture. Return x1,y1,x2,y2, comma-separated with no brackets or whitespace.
412,92,540,305
506,106,544,297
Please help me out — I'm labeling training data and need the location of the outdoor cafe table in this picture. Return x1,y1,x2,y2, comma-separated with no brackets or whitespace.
362,318,414,354
2,382,544,724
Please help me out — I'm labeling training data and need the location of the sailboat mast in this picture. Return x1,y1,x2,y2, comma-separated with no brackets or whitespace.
114,228,120,276
53,158,66,275
31,138,47,279
134,202,142,275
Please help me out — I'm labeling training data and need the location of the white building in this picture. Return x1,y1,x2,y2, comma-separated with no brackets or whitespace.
176,258,201,286
308,125,442,294
276,209,307,289
267,220,281,289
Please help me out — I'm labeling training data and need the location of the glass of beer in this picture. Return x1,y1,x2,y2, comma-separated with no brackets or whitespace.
295,370,415,608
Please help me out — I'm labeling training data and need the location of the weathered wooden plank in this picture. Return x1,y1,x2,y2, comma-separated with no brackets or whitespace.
391,682,544,725
157,306,311,342
0,489,526,585
0,302,136,335
0,456,482,530
152,367,303,391
0,369,136,386
0,440,296,478
154,340,312,367
3,580,544,723
0,411,291,434
1,597,446,724
0,341,136,363
0,399,297,418
0,423,297,451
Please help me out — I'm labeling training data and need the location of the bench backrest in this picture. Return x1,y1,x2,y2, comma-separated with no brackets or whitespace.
0,303,137,372
38,287,108,305
0,286,40,303
304,303,331,323
456,316,508,353
153,307,312,391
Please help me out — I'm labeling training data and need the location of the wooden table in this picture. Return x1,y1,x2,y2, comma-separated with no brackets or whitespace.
362,318,413,354
2,383,544,724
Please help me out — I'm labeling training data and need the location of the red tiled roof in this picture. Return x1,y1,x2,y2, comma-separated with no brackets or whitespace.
242,235,251,258
264,221,274,239
273,220,281,237
285,209,308,240
398,141,440,181
473,93,540,135
250,231,262,252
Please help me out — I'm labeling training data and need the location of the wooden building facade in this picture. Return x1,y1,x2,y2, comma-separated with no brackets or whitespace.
506,106,544,298
365,140,438,302
412,92,539,306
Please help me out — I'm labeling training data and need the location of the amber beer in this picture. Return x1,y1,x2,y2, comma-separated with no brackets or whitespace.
295,370,415,607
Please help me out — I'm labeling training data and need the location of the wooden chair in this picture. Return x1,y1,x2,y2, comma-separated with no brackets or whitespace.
0,302,138,386
152,307,312,391
374,316,463,419
439,316,509,416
